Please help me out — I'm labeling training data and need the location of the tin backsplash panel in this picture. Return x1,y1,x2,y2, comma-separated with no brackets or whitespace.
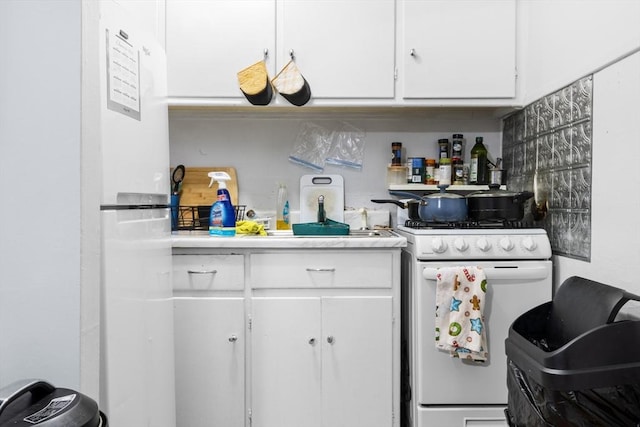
503,76,593,261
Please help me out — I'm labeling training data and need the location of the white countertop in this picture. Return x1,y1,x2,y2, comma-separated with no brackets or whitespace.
171,230,407,249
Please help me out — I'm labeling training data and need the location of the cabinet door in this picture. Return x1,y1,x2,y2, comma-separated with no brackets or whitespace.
174,297,245,427
279,0,395,99
401,0,516,99
322,296,393,427
166,0,276,98
251,297,322,427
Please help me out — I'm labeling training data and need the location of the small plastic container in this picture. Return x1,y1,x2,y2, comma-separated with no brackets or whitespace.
387,165,408,186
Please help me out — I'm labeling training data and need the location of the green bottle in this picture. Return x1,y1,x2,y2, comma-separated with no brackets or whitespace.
470,137,489,185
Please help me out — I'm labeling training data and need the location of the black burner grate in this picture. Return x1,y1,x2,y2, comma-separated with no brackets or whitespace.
403,219,535,229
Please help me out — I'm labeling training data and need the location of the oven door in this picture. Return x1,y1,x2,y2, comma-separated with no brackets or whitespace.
415,260,552,405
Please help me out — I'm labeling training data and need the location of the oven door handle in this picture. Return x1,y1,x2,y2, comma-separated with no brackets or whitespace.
422,265,550,281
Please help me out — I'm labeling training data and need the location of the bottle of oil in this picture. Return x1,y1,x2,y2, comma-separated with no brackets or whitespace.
470,137,489,185
276,183,291,230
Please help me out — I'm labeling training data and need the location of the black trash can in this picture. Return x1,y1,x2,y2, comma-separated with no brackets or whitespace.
505,276,640,427
0,379,107,427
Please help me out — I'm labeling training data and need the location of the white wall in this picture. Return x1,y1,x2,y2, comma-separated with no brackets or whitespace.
169,109,502,222
553,51,640,294
0,1,81,388
519,0,640,293
520,0,640,102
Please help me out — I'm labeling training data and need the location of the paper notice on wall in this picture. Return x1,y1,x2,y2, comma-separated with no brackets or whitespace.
106,28,141,120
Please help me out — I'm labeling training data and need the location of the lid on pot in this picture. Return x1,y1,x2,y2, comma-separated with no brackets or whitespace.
466,184,525,198
425,185,464,199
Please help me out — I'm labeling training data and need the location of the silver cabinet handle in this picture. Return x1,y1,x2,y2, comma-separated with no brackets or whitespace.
305,268,336,272
327,336,335,344
308,338,316,345
228,335,238,343
187,269,218,275
410,48,416,57
263,48,269,59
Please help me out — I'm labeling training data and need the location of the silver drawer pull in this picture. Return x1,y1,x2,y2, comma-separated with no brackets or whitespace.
327,336,335,344
308,338,316,345
228,335,238,343
187,269,218,275
305,268,336,272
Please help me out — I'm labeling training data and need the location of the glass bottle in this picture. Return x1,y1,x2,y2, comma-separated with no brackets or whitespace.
276,183,291,230
470,137,489,185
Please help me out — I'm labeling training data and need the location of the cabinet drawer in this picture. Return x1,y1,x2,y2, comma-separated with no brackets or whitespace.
173,255,244,291
251,251,393,289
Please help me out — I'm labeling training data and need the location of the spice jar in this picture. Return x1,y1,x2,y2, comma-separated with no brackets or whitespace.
439,158,452,186
425,158,436,184
453,159,465,185
438,138,450,160
452,134,464,161
391,142,402,165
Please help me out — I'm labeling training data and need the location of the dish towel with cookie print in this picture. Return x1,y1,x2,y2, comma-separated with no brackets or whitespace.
434,266,488,362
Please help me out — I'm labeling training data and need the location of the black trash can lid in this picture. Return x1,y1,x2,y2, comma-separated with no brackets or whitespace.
548,276,640,347
0,379,103,427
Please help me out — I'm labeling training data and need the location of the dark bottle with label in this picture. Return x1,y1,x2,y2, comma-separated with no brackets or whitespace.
438,138,450,160
470,137,489,185
391,142,402,165
451,134,464,161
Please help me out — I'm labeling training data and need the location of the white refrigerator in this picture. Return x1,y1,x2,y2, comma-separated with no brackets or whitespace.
96,3,175,426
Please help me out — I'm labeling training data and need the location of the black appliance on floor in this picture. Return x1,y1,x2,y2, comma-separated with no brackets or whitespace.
505,276,640,427
0,379,107,426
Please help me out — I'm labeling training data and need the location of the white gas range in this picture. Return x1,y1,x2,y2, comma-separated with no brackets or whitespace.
395,222,552,427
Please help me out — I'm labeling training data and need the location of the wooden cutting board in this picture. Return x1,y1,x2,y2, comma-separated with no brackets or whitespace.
299,175,344,223
177,167,238,206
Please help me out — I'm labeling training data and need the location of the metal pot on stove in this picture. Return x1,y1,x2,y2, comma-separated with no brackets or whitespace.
466,184,534,221
372,186,468,223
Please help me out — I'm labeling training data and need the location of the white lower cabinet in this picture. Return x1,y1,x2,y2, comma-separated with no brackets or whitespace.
251,296,393,427
174,297,245,427
172,247,400,427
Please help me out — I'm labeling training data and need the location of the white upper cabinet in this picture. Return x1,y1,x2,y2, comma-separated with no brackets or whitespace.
278,0,395,100
165,0,518,105
400,0,516,99
166,0,276,99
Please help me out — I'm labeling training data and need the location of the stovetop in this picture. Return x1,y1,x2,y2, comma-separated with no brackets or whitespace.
402,219,536,230
395,222,552,260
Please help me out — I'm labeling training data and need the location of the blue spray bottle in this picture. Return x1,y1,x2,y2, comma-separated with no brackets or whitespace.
208,172,236,237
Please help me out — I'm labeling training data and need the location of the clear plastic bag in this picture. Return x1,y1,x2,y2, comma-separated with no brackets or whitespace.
288,122,333,172
325,122,366,170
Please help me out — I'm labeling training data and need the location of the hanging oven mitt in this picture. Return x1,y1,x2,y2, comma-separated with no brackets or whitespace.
435,266,489,362
237,60,273,105
272,60,311,106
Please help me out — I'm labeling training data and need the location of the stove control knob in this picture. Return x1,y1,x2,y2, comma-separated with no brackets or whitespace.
522,236,537,251
454,238,468,252
431,237,448,253
500,236,515,251
476,237,491,252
